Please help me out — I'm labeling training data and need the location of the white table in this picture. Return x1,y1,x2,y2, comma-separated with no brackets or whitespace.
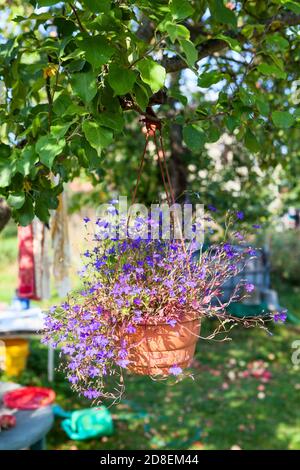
0,382,54,450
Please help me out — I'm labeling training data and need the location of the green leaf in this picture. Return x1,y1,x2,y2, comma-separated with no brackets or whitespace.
169,88,188,106
256,96,270,116
244,129,260,153
0,143,11,161
17,198,34,227
108,64,137,96
7,192,25,209
81,0,111,13
36,0,60,6
97,111,124,132
81,139,102,170
170,0,194,20
82,121,113,155
207,124,220,143
257,63,286,79
239,88,255,106
225,115,240,133
50,122,73,140
134,83,149,111
71,71,97,103
198,71,227,88
209,0,237,28
78,35,114,68
53,94,73,115
36,135,65,168
179,39,198,69
183,125,206,152
62,104,88,117
136,58,166,93
284,1,300,14
216,34,241,52
164,22,190,43
17,146,38,176
271,111,295,129
35,198,50,223
0,165,12,188
265,33,289,51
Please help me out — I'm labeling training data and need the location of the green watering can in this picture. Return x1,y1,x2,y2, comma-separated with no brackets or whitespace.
53,404,114,441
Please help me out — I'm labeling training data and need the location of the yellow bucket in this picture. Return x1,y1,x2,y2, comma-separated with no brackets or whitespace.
0,338,29,377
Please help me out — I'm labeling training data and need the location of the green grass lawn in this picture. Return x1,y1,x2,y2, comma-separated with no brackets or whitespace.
1,227,300,449
1,323,300,450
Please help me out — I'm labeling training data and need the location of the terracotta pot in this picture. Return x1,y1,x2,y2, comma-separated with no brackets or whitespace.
126,315,201,376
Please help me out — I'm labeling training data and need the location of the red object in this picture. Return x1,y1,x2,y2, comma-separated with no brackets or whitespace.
3,387,55,410
17,224,40,300
0,414,16,430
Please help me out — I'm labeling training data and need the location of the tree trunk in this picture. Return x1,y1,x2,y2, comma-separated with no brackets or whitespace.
0,198,11,232
169,123,188,203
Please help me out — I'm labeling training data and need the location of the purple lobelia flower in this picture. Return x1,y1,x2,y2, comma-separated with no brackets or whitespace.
116,359,130,368
273,309,288,323
166,319,177,327
245,283,255,293
83,389,101,399
169,365,183,376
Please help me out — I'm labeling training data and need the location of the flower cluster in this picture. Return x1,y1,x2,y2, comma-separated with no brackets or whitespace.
42,208,284,403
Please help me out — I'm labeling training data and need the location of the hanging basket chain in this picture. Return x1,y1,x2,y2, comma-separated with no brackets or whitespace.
133,109,192,275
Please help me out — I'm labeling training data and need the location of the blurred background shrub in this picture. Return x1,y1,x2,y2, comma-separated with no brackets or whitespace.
269,229,300,285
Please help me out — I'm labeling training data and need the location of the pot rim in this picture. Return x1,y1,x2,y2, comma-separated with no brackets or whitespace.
131,314,201,327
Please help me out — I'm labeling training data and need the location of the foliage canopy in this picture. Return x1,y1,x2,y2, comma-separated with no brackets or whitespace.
0,0,300,224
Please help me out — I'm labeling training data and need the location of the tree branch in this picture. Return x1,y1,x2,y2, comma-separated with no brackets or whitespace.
69,3,86,33
162,12,300,73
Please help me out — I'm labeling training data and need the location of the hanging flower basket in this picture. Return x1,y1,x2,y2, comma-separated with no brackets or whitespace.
125,314,201,376
42,115,285,404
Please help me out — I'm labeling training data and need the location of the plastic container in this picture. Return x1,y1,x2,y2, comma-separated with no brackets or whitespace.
1,338,29,376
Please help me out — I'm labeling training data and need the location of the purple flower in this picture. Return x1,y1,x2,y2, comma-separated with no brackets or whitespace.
116,359,130,368
199,267,206,279
207,205,217,212
83,217,90,224
236,211,244,220
126,324,136,333
96,305,103,315
166,319,177,327
234,231,244,241
273,309,288,323
94,335,109,347
88,366,100,378
252,224,261,229
224,243,235,259
94,259,105,270
245,283,255,293
169,365,183,376
83,389,100,399
123,263,132,273
68,375,79,384
62,345,75,354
